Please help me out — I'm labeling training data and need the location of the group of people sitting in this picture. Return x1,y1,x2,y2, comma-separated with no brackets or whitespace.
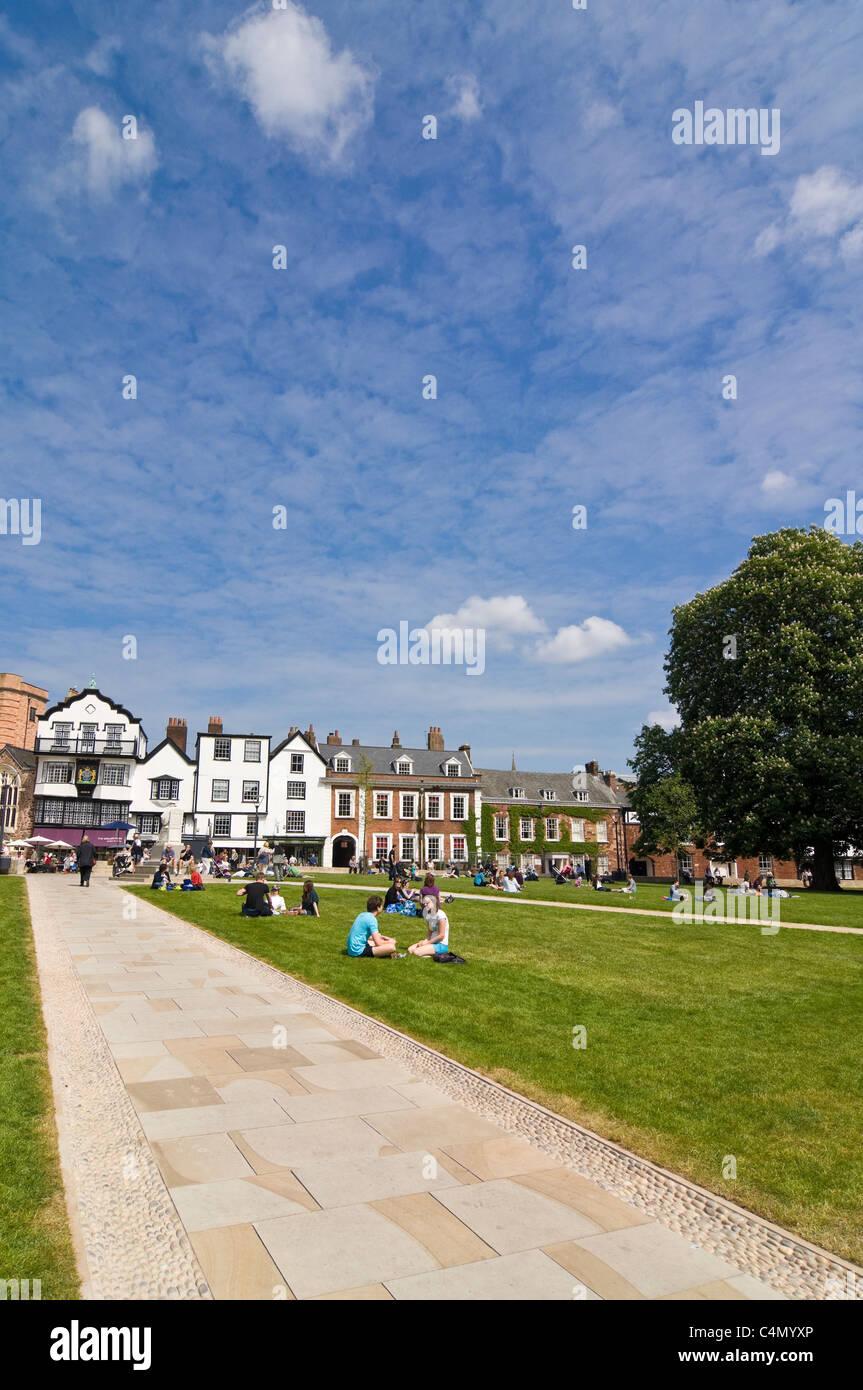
346,892,460,961
234,876,320,917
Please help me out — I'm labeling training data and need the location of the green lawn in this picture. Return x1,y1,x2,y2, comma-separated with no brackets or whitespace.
130,880,863,1263
289,871,863,929
0,879,79,1299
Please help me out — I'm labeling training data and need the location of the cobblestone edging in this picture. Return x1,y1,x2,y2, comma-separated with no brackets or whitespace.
28,883,211,1300
130,893,862,1302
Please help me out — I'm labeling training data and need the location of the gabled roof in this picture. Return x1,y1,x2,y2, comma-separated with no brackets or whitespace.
270,729,325,762
141,737,195,766
41,688,142,726
478,768,630,810
0,744,37,771
322,744,476,778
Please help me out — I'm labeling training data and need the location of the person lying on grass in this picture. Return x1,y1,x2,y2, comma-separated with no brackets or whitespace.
346,895,401,958
407,897,450,958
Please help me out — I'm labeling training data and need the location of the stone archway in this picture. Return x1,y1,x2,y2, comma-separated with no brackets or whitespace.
332,834,356,868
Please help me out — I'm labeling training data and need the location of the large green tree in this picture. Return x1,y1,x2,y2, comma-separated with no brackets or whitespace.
627,724,703,858
663,527,863,891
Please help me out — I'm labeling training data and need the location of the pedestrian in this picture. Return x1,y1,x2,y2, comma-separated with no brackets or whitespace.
272,847,287,882
77,834,96,888
131,833,143,865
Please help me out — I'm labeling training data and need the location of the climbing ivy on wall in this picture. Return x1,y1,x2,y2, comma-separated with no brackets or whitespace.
480,803,612,858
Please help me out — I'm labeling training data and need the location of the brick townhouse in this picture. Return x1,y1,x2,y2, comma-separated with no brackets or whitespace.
320,726,480,868
478,761,635,877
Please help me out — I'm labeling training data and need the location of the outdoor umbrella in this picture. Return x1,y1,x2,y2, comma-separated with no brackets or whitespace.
26,835,56,844
101,819,137,848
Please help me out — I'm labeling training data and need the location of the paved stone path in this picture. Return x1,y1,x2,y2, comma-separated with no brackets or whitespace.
26,876,861,1301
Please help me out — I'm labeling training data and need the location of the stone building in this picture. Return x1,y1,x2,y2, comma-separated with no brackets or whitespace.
0,672,48,751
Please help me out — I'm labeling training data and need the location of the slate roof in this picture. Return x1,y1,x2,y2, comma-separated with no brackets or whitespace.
0,744,37,771
321,744,476,778
477,768,631,810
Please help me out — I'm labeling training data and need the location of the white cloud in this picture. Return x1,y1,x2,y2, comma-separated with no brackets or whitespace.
761,469,794,494
446,74,482,122
204,4,375,165
84,36,121,76
426,594,546,643
534,616,631,664
756,166,863,261
647,708,680,732
584,101,621,133
70,106,157,196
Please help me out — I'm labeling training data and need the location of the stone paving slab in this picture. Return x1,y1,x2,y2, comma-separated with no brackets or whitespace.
24,875,863,1301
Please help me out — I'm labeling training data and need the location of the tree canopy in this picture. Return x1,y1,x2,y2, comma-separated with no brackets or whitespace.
635,528,863,890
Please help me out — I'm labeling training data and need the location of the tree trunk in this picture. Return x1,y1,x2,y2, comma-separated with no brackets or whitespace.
811,836,840,892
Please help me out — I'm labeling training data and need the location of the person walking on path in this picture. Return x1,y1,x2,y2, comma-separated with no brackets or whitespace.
77,834,96,888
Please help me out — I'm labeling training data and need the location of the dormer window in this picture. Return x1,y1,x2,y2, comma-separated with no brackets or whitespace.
539,788,556,801
574,790,588,803
334,756,351,773
509,787,525,799
396,759,413,776
444,762,460,777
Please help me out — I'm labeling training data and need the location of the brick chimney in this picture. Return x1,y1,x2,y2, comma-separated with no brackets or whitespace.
325,731,341,745
427,725,445,751
459,742,471,763
585,759,599,776
305,724,315,745
603,770,617,791
288,726,298,739
207,716,222,736
66,686,79,700
351,737,360,746
166,717,187,755
391,730,401,747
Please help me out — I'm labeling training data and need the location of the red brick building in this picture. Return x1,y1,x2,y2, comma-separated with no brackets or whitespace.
320,727,480,868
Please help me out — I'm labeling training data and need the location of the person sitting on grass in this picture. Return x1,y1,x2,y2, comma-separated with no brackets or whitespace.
236,874,273,917
612,876,637,894
408,897,451,958
287,879,320,917
501,869,521,893
150,866,173,890
663,880,684,901
345,895,401,958
592,875,612,892
269,886,287,915
181,868,205,892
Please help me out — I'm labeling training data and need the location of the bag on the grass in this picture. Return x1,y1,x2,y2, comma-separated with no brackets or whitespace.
432,951,466,964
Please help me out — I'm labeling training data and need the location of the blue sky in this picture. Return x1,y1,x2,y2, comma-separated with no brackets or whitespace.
1,0,861,770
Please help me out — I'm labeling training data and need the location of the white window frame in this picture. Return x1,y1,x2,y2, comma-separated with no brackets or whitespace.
373,833,392,859
212,813,231,836
574,790,588,803
678,852,693,873
596,821,608,843
571,818,585,841
244,739,262,763
290,752,305,774
597,854,610,875
539,788,557,801
100,763,129,786
399,792,417,820
399,834,416,860
336,790,355,818
334,756,351,773
43,762,73,784
285,809,306,834
509,787,525,799
758,854,773,873
450,834,468,862
545,817,560,841
444,762,460,778
373,791,392,820
451,793,467,820
494,814,509,841
426,834,443,862
242,780,261,803
285,781,306,800
211,779,229,802
426,793,443,821
395,759,413,776
519,817,534,840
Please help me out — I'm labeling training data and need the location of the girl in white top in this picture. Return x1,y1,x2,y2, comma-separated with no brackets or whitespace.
408,896,450,957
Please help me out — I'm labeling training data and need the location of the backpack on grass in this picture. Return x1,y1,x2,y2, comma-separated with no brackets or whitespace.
432,951,466,964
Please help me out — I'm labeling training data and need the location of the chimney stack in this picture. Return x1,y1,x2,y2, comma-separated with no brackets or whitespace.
288,726,298,739
603,770,617,791
325,730,341,745
427,725,445,751
459,743,471,763
66,687,79,700
351,737,360,746
207,716,223,736
166,717,187,755
391,730,401,747
305,724,315,745
585,759,599,776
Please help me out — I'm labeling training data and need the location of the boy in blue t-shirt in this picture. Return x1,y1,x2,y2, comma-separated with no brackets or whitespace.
346,896,400,958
